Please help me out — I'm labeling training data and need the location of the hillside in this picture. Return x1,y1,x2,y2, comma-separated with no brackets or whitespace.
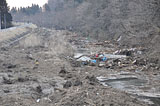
11,0,160,66
11,1,159,43
1,0,159,105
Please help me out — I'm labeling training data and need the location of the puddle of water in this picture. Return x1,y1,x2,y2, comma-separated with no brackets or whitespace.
99,77,147,93
138,96,160,106
102,77,147,91
150,97,160,106
97,76,160,106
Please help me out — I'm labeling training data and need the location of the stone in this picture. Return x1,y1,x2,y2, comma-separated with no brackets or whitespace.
63,81,72,88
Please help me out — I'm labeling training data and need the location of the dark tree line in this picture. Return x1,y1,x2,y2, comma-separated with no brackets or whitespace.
0,0,12,29
10,4,51,16
11,4,42,15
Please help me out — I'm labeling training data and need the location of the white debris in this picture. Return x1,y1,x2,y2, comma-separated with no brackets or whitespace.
74,53,84,59
104,54,127,59
77,56,91,62
36,99,40,103
117,36,122,42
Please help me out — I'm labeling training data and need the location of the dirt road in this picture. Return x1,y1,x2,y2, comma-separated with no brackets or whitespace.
0,24,159,106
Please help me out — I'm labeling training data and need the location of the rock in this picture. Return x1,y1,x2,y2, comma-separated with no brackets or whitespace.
110,104,114,106
49,81,57,87
86,75,98,85
26,54,34,60
98,62,105,67
3,89,10,93
113,59,121,63
133,59,147,66
148,58,159,64
17,77,25,82
42,88,54,95
7,70,13,72
63,81,72,88
1,47,8,51
59,67,67,74
66,74,73,79
2,76,14,84
59,67,69,78
73,79,82,86
36,85,42,93
7,64,16,68
119,50,132,56
3,63,16,69
49,92,64,103
17,76,29,82
70,61,81,67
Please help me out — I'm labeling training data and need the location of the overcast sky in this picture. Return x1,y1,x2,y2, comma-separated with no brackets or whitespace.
7,0,48,8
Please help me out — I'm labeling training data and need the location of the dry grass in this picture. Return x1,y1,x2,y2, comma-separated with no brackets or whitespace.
19,34,42,47
0,23,37,42
48,31,74,56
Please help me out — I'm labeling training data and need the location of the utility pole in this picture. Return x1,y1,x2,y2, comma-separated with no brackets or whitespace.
74,0,75,8
4,13,6,29
0,13,1,30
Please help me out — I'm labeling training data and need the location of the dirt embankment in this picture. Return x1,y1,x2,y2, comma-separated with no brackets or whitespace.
0,23,37,42
0,24,159,106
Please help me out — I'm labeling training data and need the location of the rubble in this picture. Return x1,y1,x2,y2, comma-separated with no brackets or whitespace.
0,24,159,106
3,89,10,93
98,62,105,67
63,81,72,88
133,58,147,66
104,54,127,59
73,51,128,68
73,79,82,86
59,67,67,74
86,75,99,85
2,76,14,84
77,56,91,62
3,63,17,69
26,54,34,60
17,76,29,82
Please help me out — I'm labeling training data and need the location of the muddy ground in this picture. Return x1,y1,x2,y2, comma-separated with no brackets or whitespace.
0,25,159,106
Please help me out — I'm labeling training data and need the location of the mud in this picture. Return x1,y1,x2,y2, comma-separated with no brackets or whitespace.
0,24,159,106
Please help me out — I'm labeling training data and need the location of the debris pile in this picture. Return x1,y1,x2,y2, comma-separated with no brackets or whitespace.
73,52,128,68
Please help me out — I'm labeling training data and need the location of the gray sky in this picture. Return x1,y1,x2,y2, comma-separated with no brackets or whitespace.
7,0,48,8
